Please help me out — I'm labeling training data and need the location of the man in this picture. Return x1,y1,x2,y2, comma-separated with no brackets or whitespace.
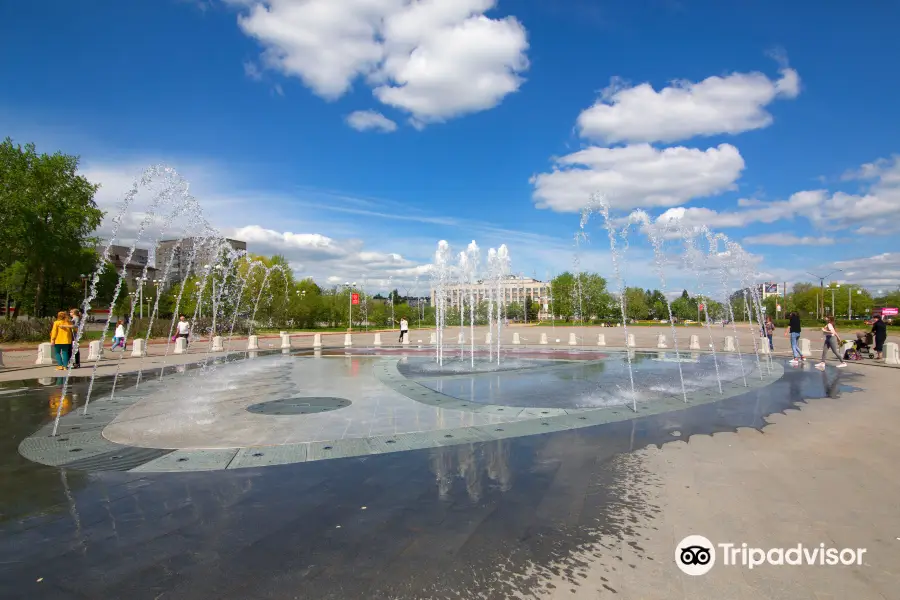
786,311,803,365
399,317,408,343
176,315,191,346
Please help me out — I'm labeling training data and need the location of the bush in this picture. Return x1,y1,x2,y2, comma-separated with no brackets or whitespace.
0,318,54,343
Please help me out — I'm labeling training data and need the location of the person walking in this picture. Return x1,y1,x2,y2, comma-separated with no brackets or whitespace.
786,311,803,365
765,315,775,351
68,308,82,368
176,315,191,346
398,317,408,343
871,314,888,360
112,319,126,351
50,311,74,370
816,316,846,369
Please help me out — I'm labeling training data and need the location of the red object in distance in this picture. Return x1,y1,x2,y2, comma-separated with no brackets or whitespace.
351,293,360,305
698,303,704,311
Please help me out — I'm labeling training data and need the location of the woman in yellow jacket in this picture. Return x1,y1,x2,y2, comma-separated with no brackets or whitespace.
50,311,74,370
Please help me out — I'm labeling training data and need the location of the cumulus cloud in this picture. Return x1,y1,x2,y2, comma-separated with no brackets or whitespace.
345,110,398,133
742,233,835,246
531,143,745,212
833,253,900,288
234,0,529,125
576,66,800,144
654,154,900,236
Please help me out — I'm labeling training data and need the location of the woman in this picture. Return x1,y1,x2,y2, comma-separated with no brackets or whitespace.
816,316,847,369
765,315,775,351
785,311,803,364
68,308,82,368
112,319,126,351
49,311,74,370
871,315,888,360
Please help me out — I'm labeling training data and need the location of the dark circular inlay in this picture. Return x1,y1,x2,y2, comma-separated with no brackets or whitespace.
247,397,352,416
386,440,396,444
252,452,264,457
444,434,453,438
176,458,188,462
323,446,333,450
70,448,82,452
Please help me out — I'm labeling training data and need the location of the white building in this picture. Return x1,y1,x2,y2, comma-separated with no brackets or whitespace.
431,276,551,320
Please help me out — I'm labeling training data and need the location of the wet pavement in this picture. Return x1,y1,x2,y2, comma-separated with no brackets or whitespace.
0,355,860,599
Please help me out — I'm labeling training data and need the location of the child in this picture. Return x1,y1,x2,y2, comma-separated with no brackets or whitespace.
112,320,126,351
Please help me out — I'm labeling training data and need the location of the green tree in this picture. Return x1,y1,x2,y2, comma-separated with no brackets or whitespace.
0,138,103,317
550,272,576,321
623,287,649,321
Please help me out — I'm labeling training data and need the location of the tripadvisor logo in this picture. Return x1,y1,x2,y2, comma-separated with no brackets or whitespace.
675,535,867,575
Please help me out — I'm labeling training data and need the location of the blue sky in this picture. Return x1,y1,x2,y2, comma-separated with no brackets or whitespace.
2,0,899,294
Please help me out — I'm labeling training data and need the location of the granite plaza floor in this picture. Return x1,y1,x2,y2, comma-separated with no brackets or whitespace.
1,341,898,599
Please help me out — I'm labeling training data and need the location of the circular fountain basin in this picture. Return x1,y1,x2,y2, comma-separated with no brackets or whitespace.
18,348,782,473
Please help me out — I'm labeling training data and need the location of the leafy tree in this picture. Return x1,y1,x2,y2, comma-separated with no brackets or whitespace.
550,272,576,321
0,138,103,317
623,287,649,321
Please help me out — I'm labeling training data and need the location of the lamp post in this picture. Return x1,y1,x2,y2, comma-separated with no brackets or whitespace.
138,276,148,320
807,269,842,319
80,273,88,303
849,287,861,320
827,283,840,318
204,264,223,336
342,282,357,331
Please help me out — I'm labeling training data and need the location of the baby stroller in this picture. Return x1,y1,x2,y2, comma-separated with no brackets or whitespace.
844,332,875,360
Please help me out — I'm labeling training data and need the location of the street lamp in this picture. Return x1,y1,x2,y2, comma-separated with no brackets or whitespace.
807,269,842,319
80,273,88,303
138,276,148,320
827,283,840,318
849,287,861,320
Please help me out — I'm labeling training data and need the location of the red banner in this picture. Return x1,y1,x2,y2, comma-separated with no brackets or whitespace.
698,303,705,311
351,293,360,305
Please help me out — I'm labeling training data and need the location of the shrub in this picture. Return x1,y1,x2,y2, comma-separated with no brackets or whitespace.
0,318,54,343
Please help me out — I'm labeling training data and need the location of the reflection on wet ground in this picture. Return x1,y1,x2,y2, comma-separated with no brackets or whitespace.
0,361,858,599
406,352,752,408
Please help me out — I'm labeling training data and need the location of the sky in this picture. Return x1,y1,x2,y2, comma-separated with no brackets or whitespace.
2,0,899,296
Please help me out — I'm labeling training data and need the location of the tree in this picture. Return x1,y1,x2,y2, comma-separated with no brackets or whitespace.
578,273,613,320
623,287,649,321
0,138,103,317
524,295,539,321
506,301,523,321
550,272,576,321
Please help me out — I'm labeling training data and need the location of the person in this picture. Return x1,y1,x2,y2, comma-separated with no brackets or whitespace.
765,315,775,351
786,311,803,365
68,308,82,368
871,314,888,360
399,317,409,343
112,320,126,351
50,311,74,370
816,316,846,369
176,315,191,346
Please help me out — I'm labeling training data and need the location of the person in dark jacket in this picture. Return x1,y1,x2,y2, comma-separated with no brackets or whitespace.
871,315,888,360
786,311,803,364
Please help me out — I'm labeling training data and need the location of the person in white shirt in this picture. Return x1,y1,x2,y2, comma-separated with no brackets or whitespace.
176,315,191,346
816,316,846,369
399,317,408,343
112,320,126,351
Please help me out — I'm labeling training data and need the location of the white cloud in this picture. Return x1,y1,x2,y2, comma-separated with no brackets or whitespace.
833,253,900,288
243,60,263,81
653,154,900,235
345,110,398,133
742,233,835,246
576,66,800,144
235,0,529,125
531,143,744,212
